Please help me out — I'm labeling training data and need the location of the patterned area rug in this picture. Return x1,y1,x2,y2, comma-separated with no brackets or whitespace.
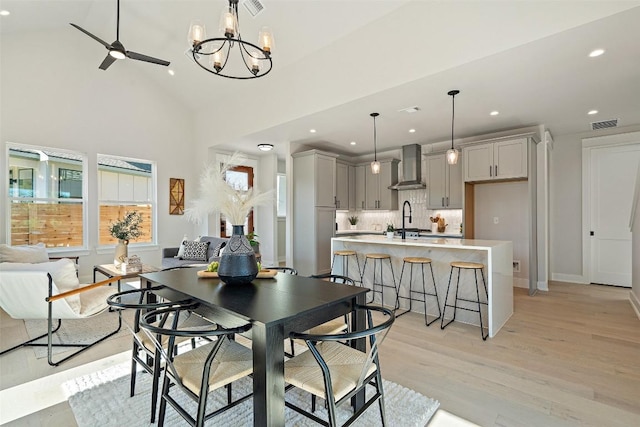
64,362,439,426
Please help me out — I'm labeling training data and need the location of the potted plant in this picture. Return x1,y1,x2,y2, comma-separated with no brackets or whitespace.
348,215,359,230
109,211,143,267
386,223,395,238
247,232,260,254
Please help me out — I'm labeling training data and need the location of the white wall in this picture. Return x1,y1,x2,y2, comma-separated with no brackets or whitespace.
1,29,198,281
550,124,640,282
631,160,640,318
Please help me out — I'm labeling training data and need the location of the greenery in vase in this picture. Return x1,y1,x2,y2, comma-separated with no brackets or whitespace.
348,216,359,225
109,211,143,242
386,223,395,232
247,232,259,247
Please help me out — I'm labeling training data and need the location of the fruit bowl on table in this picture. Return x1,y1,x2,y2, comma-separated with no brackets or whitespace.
197,269,278,279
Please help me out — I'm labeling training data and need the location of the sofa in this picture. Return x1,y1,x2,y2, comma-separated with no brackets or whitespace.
161,236,228,270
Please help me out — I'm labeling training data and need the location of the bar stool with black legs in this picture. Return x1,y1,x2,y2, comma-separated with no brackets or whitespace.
440,261,488,340
331,250,362,285
395,257,441,326
360,253,398,309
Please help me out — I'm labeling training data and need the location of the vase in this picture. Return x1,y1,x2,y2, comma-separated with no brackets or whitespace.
350,224,357,230
431,223,438,233
218,225,258,285
114,239,129,267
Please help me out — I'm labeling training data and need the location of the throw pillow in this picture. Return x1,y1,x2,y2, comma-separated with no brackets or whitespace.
0,259,81,312
0,243,49,263
182,241,210,262
175,235,189,259
212,241,226,257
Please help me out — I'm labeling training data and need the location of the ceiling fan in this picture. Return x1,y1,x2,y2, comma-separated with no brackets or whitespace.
70,0,170,71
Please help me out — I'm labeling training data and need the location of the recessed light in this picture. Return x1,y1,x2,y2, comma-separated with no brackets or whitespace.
257,143,274,151
490,111,499,116
309,129,316,133
0,10,10,16
399,106,420,113
589,49,605,58
167,69,175,76
350,141,356,145
588,110,598,115
408,129,416,133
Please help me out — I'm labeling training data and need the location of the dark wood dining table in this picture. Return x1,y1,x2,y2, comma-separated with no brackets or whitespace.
141,268,368,427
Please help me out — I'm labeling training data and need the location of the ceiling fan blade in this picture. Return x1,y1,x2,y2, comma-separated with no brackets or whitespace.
99,54,117,70
70,23,112,49
126,51,170,67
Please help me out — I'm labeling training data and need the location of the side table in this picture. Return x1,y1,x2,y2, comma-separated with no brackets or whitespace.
93,264,160,290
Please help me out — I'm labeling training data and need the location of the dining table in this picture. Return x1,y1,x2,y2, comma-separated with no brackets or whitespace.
140,268,369,427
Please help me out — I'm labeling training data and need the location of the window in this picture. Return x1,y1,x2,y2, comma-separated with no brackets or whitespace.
220,165,254,237
7,144,87,249
98,154,156,245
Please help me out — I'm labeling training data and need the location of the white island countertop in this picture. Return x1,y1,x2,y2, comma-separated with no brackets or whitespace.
333,234,508,250
332,235,513,338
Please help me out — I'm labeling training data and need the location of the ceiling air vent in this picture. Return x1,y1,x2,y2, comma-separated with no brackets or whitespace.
243,0,265,17
591,119,618,131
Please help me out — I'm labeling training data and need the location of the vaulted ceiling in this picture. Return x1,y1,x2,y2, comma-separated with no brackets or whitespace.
2,1,639,158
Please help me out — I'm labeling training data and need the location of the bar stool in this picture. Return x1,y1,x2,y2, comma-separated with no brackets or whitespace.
331,250,362,284
360,253,398,309
440,261,488,340
395,257,441,326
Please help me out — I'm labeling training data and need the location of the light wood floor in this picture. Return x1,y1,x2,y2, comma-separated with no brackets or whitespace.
1,281,639,426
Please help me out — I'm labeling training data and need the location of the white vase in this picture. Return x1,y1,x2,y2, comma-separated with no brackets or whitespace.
386,232,395,238
431,223,438,233
114,239,129,267
350,224,357,230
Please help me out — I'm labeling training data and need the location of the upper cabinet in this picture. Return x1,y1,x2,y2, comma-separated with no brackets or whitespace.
426,153,463,209
463,138,528,182
335,160,355,211
292,150,337,208
355,165,366,210
364,159,399,210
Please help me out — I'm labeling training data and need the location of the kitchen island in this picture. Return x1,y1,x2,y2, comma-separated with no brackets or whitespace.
331,235,513,338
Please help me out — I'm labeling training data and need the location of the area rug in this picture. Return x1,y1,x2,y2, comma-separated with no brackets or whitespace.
64,363,439,426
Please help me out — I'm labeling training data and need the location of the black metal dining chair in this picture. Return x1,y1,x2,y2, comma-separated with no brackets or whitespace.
284,304,395,426
264,266,298,275
106,286,208,423
140,305,254,427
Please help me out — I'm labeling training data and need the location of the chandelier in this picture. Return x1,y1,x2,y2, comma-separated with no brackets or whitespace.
187,0,274,79
370,112,381,174
446,90,460,165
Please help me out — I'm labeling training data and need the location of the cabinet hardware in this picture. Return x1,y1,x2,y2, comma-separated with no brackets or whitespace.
446,197,449,206
489,165,492,177
362,201,364,209
442,197,444,207
590,231,594,236
495,165,498,176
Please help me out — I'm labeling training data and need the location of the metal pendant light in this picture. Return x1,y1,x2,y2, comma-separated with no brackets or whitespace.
446,90,460,165
370,112,381,174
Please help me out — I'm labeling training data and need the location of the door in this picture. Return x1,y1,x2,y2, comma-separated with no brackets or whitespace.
448,158,463,208
426,155,446,209
464,143,493,181
335,162,348,210
589,144,640,286
495,138,527,179
221,165,254,237
315,155,336,207
365,167,378,209
355,165,366,210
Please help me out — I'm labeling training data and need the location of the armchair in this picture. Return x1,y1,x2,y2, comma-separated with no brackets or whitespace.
0,271,122,366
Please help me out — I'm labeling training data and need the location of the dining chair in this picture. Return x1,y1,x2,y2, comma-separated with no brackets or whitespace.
264,266,298,275
0,271,122,366
284,304,395,426
140,305,254,427
107,286,209,422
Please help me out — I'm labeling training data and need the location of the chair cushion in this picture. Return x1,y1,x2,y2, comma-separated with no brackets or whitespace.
181,241,210,261
173,339,253,396
0,259,81,312
284,341,376,402
0,243,49,263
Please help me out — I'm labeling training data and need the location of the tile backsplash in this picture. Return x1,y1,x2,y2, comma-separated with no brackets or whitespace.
336,189,463,233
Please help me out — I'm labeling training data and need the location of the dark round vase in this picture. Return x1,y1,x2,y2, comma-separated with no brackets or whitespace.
218,225,258,285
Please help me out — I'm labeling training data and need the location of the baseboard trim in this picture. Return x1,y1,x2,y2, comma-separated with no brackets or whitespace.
551,273,588,284
537,280,549,291
630,291,640,320
513,277,529,288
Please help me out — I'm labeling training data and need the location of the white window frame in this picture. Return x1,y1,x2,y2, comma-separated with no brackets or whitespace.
97,153,157,250
5,142,89,253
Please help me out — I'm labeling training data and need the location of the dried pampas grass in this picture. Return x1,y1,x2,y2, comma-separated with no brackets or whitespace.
185,153,274,225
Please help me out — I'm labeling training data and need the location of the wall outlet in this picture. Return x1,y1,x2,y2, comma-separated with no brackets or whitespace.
493,216,499,224
513,260,520,272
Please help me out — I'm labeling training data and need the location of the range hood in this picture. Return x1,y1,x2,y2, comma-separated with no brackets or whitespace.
388,144,426,190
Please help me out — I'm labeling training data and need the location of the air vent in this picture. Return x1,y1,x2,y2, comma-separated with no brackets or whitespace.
591,119,618,130
243,0,265,17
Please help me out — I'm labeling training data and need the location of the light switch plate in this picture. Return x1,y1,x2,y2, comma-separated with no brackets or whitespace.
493,217,499,224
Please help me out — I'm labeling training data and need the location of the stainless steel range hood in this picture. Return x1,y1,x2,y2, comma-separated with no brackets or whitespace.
388,144,426,190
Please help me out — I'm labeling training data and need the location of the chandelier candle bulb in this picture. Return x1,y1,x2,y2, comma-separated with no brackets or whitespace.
189,21,206,45
259,27,273,54
221,7,237,38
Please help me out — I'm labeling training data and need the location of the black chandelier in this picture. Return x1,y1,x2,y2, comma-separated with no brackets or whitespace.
188,0,273,79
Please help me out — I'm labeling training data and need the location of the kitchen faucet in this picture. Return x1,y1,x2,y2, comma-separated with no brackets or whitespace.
401,200,412,240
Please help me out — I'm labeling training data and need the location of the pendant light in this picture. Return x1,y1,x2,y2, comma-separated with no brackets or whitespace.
370,112,381,174
446,90,460,165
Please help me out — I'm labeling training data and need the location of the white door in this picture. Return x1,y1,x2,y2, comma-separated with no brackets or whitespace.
589,144,640,287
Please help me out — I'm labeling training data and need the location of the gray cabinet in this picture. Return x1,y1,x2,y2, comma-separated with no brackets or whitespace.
426,153,462,209
364,159,399,210
355,165,366,210
335,161,355,211
463,138,528,182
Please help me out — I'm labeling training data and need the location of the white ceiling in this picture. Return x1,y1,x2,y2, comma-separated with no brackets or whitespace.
2,0,640,158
